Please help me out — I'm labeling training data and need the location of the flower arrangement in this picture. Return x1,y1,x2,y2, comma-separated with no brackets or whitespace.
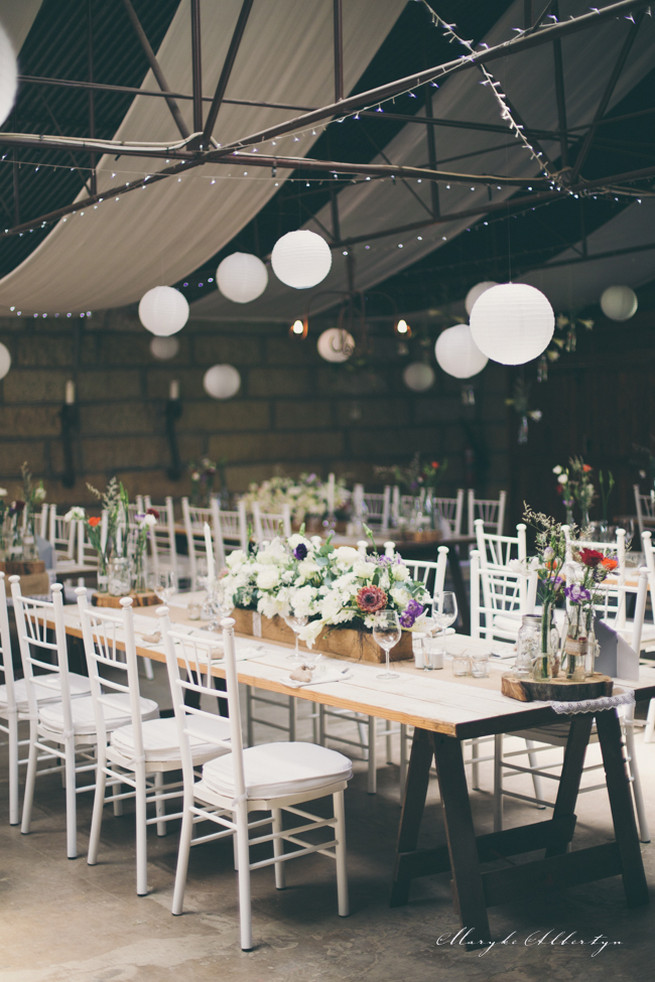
218,528,430,647
553,457,594,526
241,473,349,526
564,545,618,641
0,464,46,560
189,456,227,507
376,453,448,494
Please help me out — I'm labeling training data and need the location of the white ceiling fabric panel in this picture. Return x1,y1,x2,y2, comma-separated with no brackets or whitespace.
0,0,405,314
191,0,655,323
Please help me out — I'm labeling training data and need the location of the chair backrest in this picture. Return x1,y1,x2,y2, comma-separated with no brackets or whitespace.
468,489,507,535
161,610,237,788
9,578,73,727
403,547,448,604
251,501,292,542
433,490,465,536
633,483,655,536
48,507,78,561
215,500,248,563
143,495,178,574
352,485,391,529
474,519,526,567
0,572,17,715
640,530,655,613
76,590,146,755
469,549,538,642
181,496,223,586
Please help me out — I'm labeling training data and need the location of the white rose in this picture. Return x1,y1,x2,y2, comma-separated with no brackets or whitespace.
64,506,85,522
256,567,279,591
558,473,568,485
333,546,360,565
552,465,562,475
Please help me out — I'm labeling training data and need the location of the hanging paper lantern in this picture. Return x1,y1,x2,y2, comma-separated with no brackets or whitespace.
216,252,268,303
316,328,355,363
435,324,488,379
203,364,241,399
150,336,180,360
0,341,11,379
465,280,497,317
0,24,18,128
271,230,332,289
600,285,638,321
402,362,435,392
138,286,189,336
469,283,554,366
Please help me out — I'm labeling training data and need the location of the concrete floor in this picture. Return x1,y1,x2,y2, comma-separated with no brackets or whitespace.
1,662,654,982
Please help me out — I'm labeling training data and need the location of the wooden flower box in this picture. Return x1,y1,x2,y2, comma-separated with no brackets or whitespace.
92,590,160,608
229,607,413,664
0,558,50,597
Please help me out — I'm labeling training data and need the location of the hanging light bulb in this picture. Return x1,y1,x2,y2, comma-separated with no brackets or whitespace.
394,317,412,338
289,317,308,339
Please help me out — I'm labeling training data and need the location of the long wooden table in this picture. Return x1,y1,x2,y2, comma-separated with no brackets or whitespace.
59,600,655,942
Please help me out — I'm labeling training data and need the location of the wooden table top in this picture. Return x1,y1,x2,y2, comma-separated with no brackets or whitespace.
59,594,655,743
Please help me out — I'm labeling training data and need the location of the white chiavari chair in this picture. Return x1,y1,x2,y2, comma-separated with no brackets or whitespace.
251,501,291,543
633,483,655,537
468,489,507,535
162,612,352,951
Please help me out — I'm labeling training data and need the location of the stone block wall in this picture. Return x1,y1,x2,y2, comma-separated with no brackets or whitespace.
0,307,510,512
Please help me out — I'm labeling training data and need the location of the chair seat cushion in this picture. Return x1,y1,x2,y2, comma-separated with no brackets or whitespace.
0,673,91,715
200,741,352,800
39,693,159,736
110,714,230,763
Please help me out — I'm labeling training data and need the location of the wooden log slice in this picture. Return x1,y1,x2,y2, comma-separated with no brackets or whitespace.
501,672,613,702
92,590,159,608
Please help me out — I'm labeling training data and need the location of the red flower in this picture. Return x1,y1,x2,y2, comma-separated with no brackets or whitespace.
146,507,160,519
356,585,387,613
582,464,592,473
430,461,440,470
88,516,102,528
579,548,604,568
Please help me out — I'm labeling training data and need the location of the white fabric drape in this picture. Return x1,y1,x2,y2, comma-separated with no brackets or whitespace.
0,0,405,314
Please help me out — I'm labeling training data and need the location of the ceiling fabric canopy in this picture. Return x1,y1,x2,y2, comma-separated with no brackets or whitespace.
0,0,405,315
190,0,655,324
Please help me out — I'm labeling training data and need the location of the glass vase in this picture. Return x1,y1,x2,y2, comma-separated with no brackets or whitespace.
96,555,109,594
533,604,558,680
108,557,131,596
133,554,147,593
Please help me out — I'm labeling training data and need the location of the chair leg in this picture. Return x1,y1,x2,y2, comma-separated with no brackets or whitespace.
470,737,480,790
333,790,349,917
288,697,296,743
87,763,107,867
135,765,148,896
142,658,154,682
623,719,650,843
246,686,254,748
64,739,78,859
171,797,194,915
154,772,166,836
367,716,377,795
525,740,548,807
8,713,19,826
272,807,286,890
235,804,253,951
20,722,38,835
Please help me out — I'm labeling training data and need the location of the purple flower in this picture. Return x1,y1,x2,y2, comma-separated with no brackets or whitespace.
399,599,425,628
565,583,590,605
293,543,308,560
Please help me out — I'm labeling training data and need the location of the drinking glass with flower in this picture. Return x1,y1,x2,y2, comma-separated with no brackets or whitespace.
523,506,569,679
131,509,158,592
552,464,574,525
563,546,618,679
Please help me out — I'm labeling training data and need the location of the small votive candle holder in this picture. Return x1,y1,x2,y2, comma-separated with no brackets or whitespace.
452,654,471,677
187,602,202,621
470,652,490,678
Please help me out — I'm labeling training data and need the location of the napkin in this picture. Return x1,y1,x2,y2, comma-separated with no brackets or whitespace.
285,668,352,688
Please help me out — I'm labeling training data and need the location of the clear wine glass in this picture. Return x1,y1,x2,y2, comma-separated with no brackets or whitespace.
148,568,177,605
373,609,402,680
431,591,458,658
283,610,309,662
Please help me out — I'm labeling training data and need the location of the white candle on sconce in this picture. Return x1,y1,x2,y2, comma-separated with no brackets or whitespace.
65,379,75,404
169,379,180,400
384,541,395,558
357,540,367,558
327,472,335,515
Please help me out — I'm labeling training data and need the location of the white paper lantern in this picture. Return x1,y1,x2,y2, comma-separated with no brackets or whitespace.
317,328,355,362
138,286,189,336
402,362,435,392
0,341,11,379
216,252,268,303
465,280,497,317
271,230,332,289
600,285,638,321
149,336,180,360
0,24,18,128
435,324,488,379
469,283,554,366
203,364,241,400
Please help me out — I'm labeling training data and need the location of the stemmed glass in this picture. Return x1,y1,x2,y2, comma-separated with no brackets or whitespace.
148,568,177,605
431,591,458,657
283,609,309,662
373,609,402,680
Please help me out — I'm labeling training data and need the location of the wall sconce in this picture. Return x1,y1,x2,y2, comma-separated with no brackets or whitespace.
289,317,308,339
165,380,183,481
394,317,412,338
59,378,79,488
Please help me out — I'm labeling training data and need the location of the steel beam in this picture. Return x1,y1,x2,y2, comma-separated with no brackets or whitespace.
190,0,203,134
